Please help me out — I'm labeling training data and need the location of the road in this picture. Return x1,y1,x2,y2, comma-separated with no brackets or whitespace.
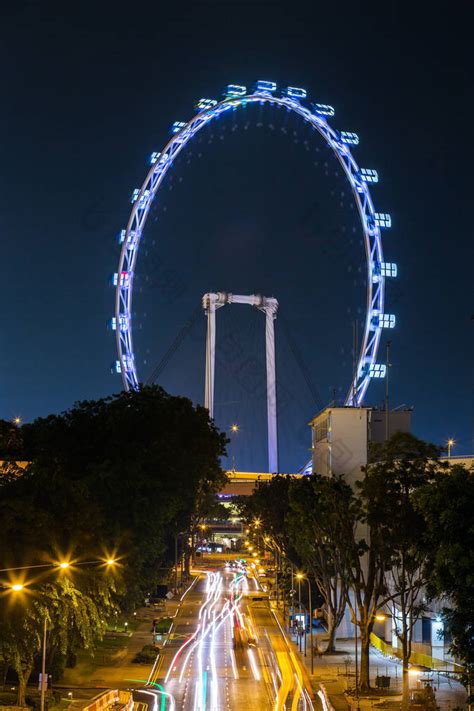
134,562,316,710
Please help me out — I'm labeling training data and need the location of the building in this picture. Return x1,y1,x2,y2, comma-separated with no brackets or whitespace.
310,405,412,483
308,404,474,670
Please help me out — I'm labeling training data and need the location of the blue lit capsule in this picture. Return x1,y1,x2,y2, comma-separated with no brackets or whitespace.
359,168,378,183
381,262,397,277
340,131,359,145
225,84,246,97
255,80,277,92
196,98,218,110
374,212,392,229
284,86,307,99
368,363,386,378
171,121,186,134
312,103,335,117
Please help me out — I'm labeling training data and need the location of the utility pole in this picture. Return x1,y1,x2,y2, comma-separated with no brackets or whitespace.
174,533,178,593
385,340,392,441
352,320,359,405
40,617,47,711
354,610,360,711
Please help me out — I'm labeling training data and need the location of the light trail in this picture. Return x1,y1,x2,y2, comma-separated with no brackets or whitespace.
164,567,251,710
247,648,261,681
139,686,176,711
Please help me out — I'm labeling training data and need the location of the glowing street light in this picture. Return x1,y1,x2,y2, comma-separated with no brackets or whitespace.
296,572,314,673
229,424,240,471
447,438,455,457
58,562,70,569
11,583,24,592
13,416,21,426
106,559,116,566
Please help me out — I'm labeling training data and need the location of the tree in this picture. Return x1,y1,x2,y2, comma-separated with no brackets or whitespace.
14,385,227,604
288,475,348,653
236,475,300,613
0,385,227,693
414,463,474,698
360,433,442,704
236,475,294,555
0,575,117,706
310,433,442,692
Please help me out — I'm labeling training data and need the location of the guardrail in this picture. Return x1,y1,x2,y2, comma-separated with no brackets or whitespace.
81,689,133,711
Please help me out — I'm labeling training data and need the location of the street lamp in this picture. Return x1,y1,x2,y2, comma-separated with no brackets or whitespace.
296,573,314,672
3,555,119,711
229,424,239,471
447,438,455,458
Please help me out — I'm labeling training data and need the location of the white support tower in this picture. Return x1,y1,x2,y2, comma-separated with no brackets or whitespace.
202,292,279,473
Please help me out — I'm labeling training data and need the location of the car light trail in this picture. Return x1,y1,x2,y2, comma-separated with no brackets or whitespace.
165,625,201,683
139,686,176,711
247,648,261,681
165,568,250,709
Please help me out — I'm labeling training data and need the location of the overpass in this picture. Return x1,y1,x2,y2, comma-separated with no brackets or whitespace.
219,470,302,497
220,454,474,498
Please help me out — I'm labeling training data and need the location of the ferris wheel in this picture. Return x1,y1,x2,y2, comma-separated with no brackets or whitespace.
111,80,397,413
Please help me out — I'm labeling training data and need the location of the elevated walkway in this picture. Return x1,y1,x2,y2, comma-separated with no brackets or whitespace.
220,470,302,497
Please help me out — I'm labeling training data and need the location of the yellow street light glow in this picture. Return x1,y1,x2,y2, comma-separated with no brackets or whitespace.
296,572,304,580
106,559,116,566
375,614,387,622
230,424,239,433
11,583,24,591
59,562,70,569
447,438,455,446
13,416,21,425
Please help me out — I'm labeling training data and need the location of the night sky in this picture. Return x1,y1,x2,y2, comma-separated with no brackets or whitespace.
2,2,473,470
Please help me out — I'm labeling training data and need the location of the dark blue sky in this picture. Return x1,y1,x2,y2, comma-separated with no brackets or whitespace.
1,1,473,469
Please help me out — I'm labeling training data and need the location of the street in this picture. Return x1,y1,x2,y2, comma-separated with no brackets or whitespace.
137,563,316,710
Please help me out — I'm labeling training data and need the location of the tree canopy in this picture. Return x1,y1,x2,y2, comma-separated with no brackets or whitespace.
0,385,227,701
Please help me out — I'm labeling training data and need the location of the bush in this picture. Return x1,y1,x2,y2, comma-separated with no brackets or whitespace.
132,644,160,664
154,617,173,633
25,690,62,711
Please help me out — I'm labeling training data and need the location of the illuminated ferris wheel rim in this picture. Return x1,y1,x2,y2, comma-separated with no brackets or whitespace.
113,81,397,408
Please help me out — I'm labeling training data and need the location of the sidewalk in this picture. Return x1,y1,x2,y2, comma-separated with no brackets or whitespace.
272,603,467,711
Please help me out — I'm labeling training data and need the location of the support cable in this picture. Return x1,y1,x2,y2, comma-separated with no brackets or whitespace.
146,304,203,385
